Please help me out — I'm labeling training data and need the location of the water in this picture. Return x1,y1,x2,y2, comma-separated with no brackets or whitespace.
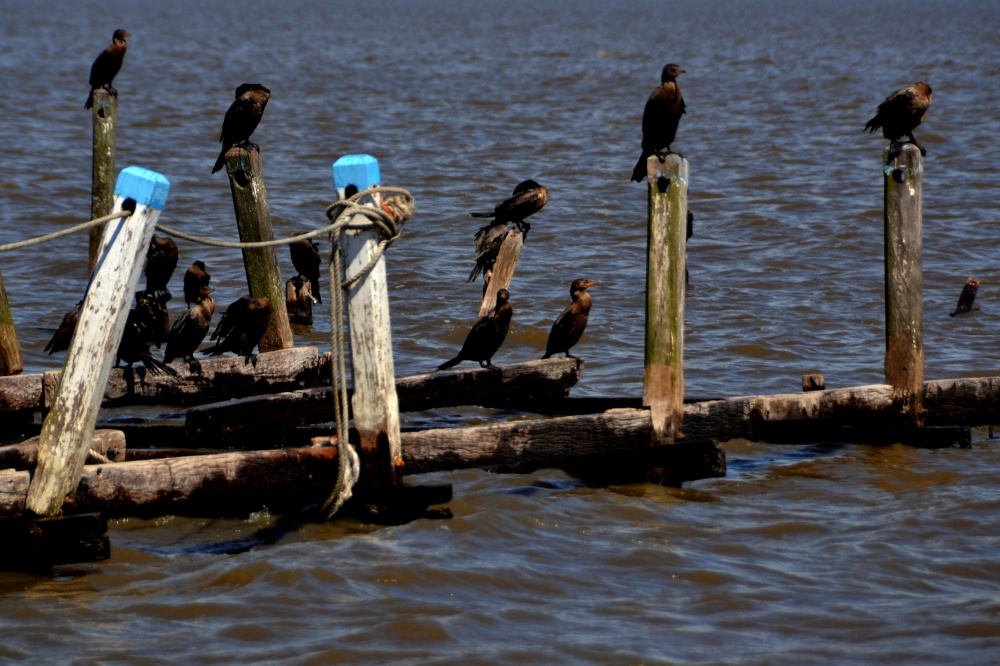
1,0,1000,662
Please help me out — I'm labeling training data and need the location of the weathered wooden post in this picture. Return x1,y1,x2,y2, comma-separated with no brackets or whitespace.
88,89,117,273
222,146,293,352
0,270,23,376
333,155,403,488
26,167,170,517
643,153,687,445
477,231,523,318
883,144,924,426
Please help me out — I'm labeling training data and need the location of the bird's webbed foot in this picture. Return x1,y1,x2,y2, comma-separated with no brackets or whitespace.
565,352,578,360
515,220,531,238
103,84,118,97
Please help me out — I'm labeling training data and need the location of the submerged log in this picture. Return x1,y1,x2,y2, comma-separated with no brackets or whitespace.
0,429,126,471
0,512,109,570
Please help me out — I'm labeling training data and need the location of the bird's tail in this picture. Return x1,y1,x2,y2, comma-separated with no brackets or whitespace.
470,212,495,219
437,357,461,371
864,117,881,134
310,277,322,304
630,152,651,182
467,262,483,283
142,354,179,377
84,90,94,110
200,344,224,356
212,146,229,174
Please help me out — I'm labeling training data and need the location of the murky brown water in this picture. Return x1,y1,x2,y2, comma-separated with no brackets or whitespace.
2,0,1000,662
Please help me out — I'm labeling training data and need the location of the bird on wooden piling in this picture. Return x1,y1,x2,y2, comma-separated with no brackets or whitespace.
630,63,686,183
865,82,933,159
44,301,83,354
164,286,216,363
468,180,548,282
116,290,177,376
212,83,271,173
289,235,322,303
145,235,178,300
84,29,130,109
202,296,273,366
183,261,211,306
438,289,513,371
543,279,600,360
950,278,980,317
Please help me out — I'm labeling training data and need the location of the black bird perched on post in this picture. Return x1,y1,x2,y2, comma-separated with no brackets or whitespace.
543,279,600,359
164,286,216,363
202,296,273,365
84,29,130,109
183,261,211,306
289,235,322,303
630,63,686,183
44,301,83,354
116,291,176,376
865,82,933,159
212,83,271,173
438,289,513,370
145,235,178,300
468,180,548,282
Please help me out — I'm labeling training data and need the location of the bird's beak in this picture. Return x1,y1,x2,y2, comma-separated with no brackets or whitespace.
585,280,601,288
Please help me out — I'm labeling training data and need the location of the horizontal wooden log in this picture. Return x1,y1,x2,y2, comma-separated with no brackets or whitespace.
0,373,42,411
41,346,328,408
0,429,126,471
0,512,109,570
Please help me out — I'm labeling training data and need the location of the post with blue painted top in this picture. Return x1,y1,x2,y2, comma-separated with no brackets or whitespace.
333,155,403,487
643,153,687,446
88,88,118,273
26,167,170,517
884,144,924,426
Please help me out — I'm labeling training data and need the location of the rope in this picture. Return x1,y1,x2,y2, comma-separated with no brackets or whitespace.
87,448,113,465
0,210,130,253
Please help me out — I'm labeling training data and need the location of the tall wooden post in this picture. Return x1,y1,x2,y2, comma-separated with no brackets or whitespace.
477,231,523,318
643,153,687,445
333,155,403,488
884,144,924,426
88,89,117,273
223,145,293,352
0,270,23,376
27,167,170,517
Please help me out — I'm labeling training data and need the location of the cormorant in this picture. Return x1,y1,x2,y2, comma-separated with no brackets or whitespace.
212,83,271,173
543,279,600,359
145,234,178,300
289,235,322,303
468,180,548,282
630,63,686,182
865,82,933,158
438,289,513,370
183,261,211,306
117,290,176,376
85,29,129,109
44,301,83,354
202,296,272,365
164,287,216,363
950,278,980,317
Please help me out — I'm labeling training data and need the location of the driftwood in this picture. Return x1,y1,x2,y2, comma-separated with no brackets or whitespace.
0,513,109,570
0,372,42,411
0,429,126,471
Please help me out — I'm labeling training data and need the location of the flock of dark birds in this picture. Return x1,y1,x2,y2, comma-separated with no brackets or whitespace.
75,29,941,374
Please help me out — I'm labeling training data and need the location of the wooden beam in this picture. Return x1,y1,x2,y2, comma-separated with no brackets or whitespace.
478,230,523,317
0,429,126,471
89,88,117,273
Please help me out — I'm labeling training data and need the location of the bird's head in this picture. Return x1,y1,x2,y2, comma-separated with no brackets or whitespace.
661,63,685,82
113,29,131,43
496,289,510,305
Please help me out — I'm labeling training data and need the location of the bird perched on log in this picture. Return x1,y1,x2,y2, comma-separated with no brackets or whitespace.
468,180,548,282
44,300,83,354
543,279,600,359
145,235,178,300
212,83,271,173
438,289,513,370
631,63,686,183
289,235,322,303
84,29,129,109
117,291,176,376
865,82,933,159
950,277,980,317
202,296,272,365
183,261,211,306
164,286,216,363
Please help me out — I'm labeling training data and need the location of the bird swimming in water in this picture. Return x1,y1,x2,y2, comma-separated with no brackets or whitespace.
202,296,273,365
212,83,271,173
183,261,211,306
44,301,83,355
543,279,600,359
85,29,129,109
865,81,933,159
950,277,980,317
468,180,548,282
631,63,686,183
164,286,216,363
438,289,513,370
289,235,322,304
116,290,176,376
145,235,178,300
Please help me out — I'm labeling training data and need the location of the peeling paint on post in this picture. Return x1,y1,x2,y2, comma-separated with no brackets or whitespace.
88,89,117,273
26,167,170,517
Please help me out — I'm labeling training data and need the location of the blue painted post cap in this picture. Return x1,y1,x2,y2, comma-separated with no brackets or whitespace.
332,155,380,191
114,167,171,210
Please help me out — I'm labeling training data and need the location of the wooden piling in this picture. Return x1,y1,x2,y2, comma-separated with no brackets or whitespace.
643,153,688,445
286,276,314,325
0,270,23,376
88,89,117,273
333,155,403,487
25,167,170,517
222,145,293,352
883,144,923,426
478,231,523,318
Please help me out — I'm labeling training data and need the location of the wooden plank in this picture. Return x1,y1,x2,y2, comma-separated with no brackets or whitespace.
27,167,170,517
478,231,523,318
0,429,126,471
